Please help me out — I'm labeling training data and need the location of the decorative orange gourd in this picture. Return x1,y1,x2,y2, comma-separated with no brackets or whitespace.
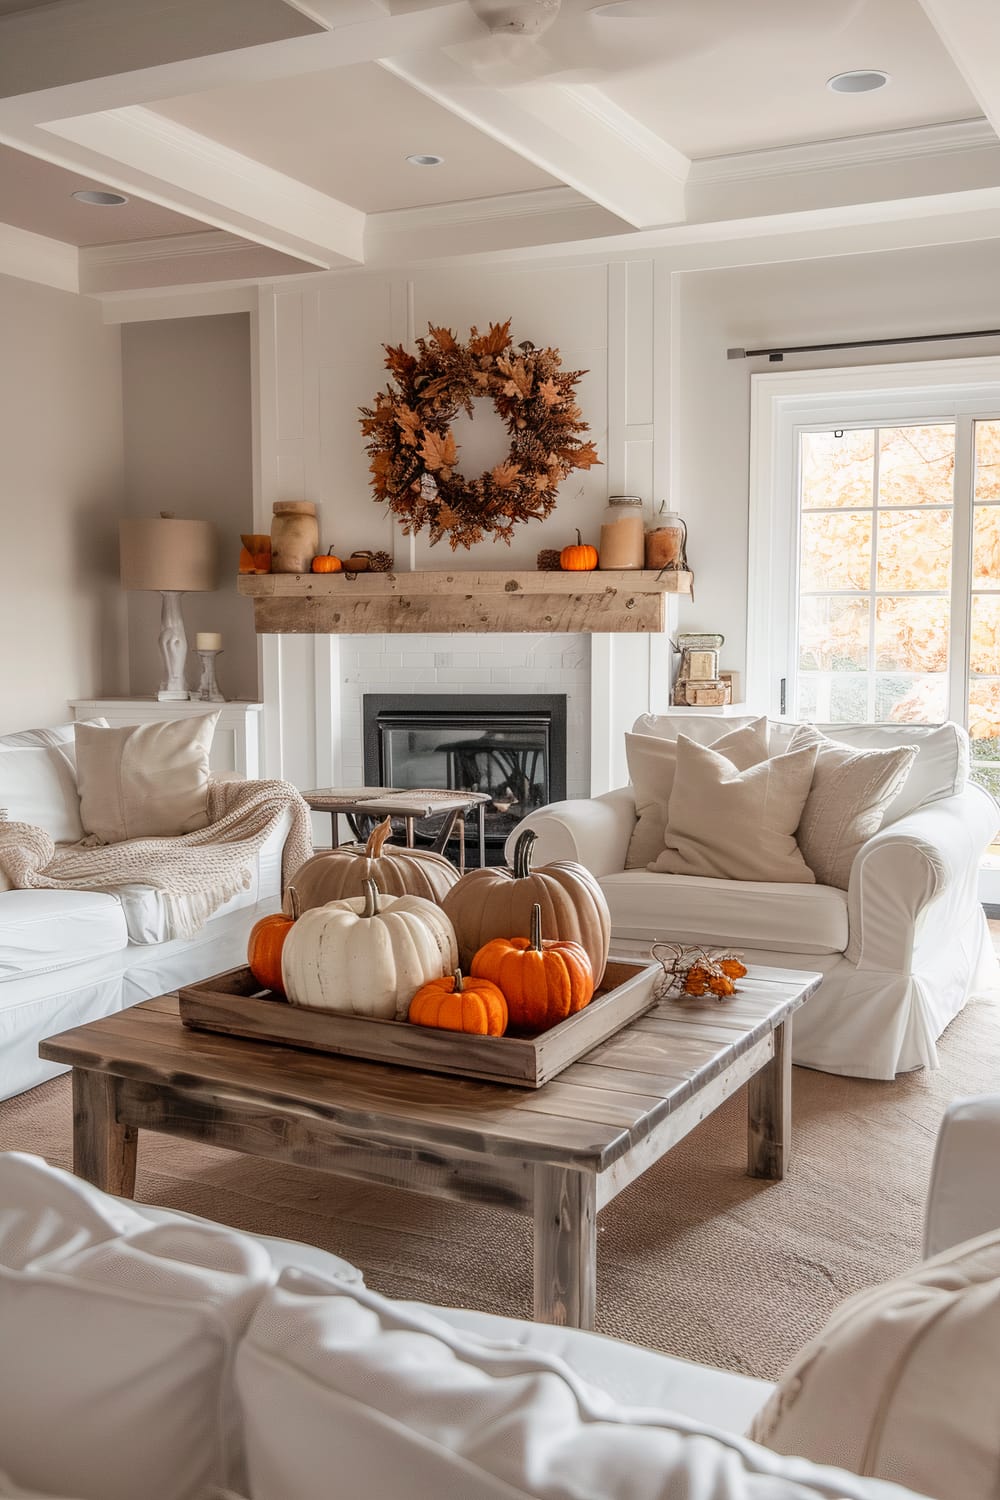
471,903,594,1032
291,816,460,909
560,529,598,571
311,547,343,573
408,968,508,1036
247,887,300,995
441,829,610,982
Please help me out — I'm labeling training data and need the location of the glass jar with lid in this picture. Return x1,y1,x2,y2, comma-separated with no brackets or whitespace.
644,502,687,570
598,495,645,570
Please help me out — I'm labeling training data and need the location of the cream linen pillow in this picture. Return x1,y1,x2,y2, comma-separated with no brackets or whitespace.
750,1226,1000,1500
789,723,917,889
75,713,219,843
625,717,768,868
649,735,818,883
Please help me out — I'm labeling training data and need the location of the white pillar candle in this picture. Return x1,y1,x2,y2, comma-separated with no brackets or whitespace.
196,631,223,651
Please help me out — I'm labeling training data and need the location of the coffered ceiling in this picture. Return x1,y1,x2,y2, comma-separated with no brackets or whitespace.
0,0,998,298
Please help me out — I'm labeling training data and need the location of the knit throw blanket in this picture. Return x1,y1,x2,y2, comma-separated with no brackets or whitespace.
0,778,313,941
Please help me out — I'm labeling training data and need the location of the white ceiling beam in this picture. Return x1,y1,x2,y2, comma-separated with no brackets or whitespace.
0,3,486,123
0,220,78,293
918,0,1000,139
32,107,365,267
379,52,688,228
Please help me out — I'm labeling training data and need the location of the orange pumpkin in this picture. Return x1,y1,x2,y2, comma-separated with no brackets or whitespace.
247,887,300,995
441,828,609,982
311,547,343,574
560,529,598,571
471,902,594,1032
291,816,460,909
408,968,508,1036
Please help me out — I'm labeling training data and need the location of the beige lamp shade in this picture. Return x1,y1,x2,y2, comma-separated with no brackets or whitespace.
120,516,218,593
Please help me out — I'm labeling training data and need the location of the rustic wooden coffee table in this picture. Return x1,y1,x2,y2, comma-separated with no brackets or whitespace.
39,966,818,1330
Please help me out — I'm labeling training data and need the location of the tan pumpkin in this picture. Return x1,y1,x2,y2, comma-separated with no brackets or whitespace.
441,828,610,982
247,887,300,995
471,902,593,1032
281,878,457,1020
291,816,460,910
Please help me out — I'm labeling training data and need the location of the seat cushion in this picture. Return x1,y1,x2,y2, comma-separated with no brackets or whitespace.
0,890,128,980
599,870,849,954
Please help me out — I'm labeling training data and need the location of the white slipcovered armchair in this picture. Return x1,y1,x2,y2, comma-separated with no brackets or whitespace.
507,714,1000,1080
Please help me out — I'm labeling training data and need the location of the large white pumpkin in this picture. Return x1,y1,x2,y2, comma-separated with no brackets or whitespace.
281,877,458,1020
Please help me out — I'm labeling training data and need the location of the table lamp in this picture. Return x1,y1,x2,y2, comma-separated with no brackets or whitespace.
120,513,218,701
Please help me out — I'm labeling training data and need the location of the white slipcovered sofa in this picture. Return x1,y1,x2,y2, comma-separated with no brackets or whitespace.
508,714,999,1080
1,1094,998,1500
0,720,292,1101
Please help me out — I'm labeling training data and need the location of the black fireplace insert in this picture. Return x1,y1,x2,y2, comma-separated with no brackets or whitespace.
363,693,567,866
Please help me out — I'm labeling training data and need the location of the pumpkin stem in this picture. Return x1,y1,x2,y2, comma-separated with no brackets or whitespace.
530,901,543,952
575,528,583,546
361,877,380,919
286,886,301,921
512,829,537,879
366,816,393,859
452,968,464,993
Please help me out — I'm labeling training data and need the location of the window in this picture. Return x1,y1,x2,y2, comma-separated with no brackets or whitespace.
747,361,1000,810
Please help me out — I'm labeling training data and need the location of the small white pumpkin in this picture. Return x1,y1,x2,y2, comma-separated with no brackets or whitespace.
281,877,458,1020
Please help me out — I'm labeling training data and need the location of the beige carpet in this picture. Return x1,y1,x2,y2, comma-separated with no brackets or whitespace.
2,994,999,1382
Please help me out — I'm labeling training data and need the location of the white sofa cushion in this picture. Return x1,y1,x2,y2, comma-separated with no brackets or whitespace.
0,1152,273,1500
599,870,848,953
751,1225,1000,1500
236,1266,926,1500
0,890,128,980
625,718,768,869
0,718,107,751
651,737,818,884
0,747,83,844
75,714,218,842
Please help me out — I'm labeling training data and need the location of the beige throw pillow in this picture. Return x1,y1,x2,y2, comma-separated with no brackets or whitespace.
749,1226,1000,1500
789,723,917,889
75,714,219,843
625,718,768,868
649,735,818,883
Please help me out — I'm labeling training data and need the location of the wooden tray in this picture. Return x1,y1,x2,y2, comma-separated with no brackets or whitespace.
177,959,660,1088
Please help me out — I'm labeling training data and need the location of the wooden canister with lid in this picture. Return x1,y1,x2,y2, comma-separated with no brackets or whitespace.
271,500,319,573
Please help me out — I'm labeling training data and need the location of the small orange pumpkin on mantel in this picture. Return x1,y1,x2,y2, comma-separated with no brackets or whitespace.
560,529,598,571
408,968,508,1036
471,902,594,1033
311,547,343,574
247,887,301,996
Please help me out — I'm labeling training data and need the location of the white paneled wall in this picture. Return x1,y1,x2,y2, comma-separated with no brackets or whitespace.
254,257,678,800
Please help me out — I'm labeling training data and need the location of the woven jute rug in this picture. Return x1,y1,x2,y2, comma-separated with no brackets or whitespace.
2,994,999,1381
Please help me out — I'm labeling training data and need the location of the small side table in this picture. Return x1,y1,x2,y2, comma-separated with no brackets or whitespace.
302,787,491,873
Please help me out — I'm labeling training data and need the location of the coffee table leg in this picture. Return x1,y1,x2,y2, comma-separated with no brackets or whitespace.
747,1017,792,1180
533,1165,597,1328
72,1069,138,1197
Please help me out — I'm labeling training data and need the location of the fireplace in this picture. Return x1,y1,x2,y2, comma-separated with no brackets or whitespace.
363,694,567,866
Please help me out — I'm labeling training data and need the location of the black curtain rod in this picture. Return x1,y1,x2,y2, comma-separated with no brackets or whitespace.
727,327,1000,362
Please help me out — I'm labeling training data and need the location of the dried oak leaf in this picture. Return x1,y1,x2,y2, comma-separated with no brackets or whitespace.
571,441,602,469
395,406,421,446
384,345,417,381
537,378,563,408
420,428,459,477
428,325,457,352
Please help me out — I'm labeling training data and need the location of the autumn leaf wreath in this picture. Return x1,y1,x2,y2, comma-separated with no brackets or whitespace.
359,320,601,550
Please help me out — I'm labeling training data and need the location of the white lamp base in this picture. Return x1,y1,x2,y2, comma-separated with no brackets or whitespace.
156,589,190,701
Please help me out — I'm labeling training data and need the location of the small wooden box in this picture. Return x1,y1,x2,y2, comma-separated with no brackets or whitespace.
178,960,661,1089
682,681,728,706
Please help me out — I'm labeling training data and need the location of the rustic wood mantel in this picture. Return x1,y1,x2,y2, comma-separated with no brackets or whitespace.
238,569,692,634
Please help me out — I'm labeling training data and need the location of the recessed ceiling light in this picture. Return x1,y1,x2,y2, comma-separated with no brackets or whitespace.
71,189,129,206
406,154,444,167
827,70,890,94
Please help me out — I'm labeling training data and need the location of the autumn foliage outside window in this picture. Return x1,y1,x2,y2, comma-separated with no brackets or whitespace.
796,420,1000,801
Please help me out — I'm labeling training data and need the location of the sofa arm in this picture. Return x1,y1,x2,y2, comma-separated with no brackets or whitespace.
504,788,637,877
924,1095,1000,1258
846,784,998,969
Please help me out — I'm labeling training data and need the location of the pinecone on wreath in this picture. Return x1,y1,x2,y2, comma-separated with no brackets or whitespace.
536,548,562,571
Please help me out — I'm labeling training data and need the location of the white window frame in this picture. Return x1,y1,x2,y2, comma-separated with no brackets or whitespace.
747,355,1000,718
